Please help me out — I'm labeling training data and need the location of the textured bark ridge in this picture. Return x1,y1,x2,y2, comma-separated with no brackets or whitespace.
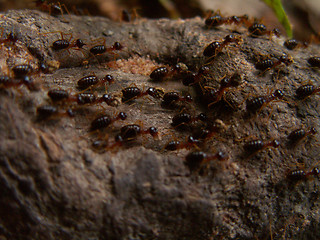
0,10,319,240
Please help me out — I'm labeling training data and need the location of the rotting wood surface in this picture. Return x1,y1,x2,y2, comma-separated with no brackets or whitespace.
0,10,319,240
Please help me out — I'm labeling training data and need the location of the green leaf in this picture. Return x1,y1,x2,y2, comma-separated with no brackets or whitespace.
262,0,292,38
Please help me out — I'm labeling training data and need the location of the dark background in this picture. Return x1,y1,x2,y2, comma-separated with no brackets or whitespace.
0,0,319,41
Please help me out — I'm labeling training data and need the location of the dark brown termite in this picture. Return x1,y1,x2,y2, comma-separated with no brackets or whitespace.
205,12,249,28
287,164,320,182
287,127,317,147
119,124,160,141
295,83,320,100
48,89,117,106
150,64,184,82
182,66,209,86
90,112,127,131
185,151,227,171
36,105,74,120
248,23,280,38
164,136,200,151
203,34,243,58
307,57,320,68
35,0,69,15
246,89,285,113
43,31,86,55
202,72,242,107
243,139,280,156
77,74,114,90
255,54,293,72
0,75,37,91
121,86,162,102
284,39,308,50
171,112,207,128
161,91,193,107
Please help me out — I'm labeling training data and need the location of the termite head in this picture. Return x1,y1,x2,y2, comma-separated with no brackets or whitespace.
279,54,293,65
272,28,281,38
149,127,160,140
118,112,127,120
273,89,284,99
23,76,38,91
75,39,86,48
271,139,280,148
104,75,114,84
185,94,193,102
113,42,123,50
